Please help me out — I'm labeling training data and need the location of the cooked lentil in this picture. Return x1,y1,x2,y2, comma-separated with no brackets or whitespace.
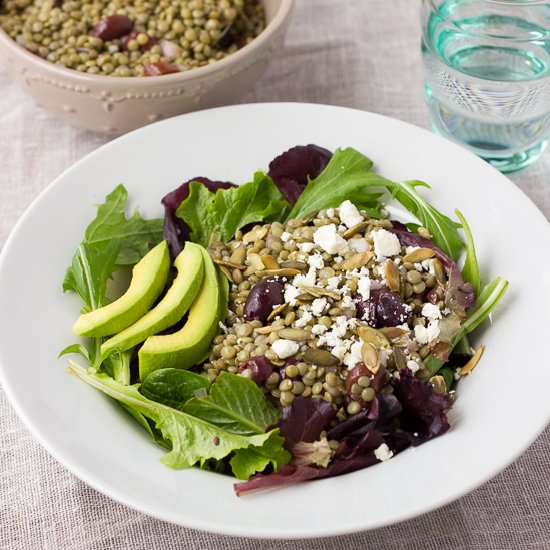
0,0,265,76
201,201,455,423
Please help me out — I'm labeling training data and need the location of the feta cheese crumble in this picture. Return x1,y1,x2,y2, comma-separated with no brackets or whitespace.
373,229,401,259
348,236,370,253
271,339,299,359
374,443,394,462
284,284,300,306
311,297,328,316
281,231,291,242
407,360,420,373
338,200,363,228
422,303,441,321
414,321,440,345
313,224,348,255
307,252,325,270
357,276,371,299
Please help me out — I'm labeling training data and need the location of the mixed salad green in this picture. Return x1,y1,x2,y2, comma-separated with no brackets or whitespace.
61,145,508,495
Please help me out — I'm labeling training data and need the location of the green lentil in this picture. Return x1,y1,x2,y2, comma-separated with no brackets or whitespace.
361,387,376,402
285,364,299,378
0,0,265,75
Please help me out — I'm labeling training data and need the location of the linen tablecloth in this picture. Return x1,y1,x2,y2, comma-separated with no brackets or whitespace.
1,1,549,548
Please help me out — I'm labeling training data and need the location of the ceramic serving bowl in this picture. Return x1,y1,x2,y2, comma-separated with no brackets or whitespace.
0,0,293,134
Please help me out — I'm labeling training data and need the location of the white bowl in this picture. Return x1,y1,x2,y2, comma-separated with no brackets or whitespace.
0,103,548,538
0,0,294,134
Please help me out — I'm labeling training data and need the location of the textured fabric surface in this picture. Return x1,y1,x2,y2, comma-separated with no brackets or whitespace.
0,1,549,548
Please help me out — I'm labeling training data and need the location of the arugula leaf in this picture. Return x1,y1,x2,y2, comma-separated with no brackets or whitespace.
389,181,464,261
424,276,508,376
63,240,120,312
68,361,290,476
177,172,290,247
286,148,389,221
85,185,163,265
182,372,280,436
230,431,290,480
455,209,482,296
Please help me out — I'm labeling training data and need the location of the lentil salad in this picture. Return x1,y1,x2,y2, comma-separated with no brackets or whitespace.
0,0,265,76
62,144,508,495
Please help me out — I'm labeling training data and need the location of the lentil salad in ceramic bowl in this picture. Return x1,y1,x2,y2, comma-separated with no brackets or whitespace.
60,141,508,495
0,0,294,133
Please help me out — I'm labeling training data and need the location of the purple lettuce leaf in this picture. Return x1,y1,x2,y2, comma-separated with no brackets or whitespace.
392,368,453,445
234,453,380,496
161,177,234,259
277,396,336,447
268,144,333,204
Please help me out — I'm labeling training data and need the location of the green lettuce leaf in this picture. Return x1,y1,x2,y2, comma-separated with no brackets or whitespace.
230,431,290,480
84,184,163,266
286,148,389,221
141,368,210,410
455,209,482,296
182,371,280,436
177,172,290,247
63,240,121,313
68,362,290,476
389,180,464,261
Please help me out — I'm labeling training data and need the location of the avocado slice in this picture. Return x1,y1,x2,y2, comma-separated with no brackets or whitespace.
100,242,205,358
72,240,170,337
138,247,221,380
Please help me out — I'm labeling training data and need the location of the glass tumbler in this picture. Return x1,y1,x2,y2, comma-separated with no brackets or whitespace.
421,0,550,173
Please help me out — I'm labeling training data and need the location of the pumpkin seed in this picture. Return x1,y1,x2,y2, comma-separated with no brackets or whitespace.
218,264,234,283
302,349,340,367
278,328,312,341
393,346,408,370
385,259,401,293
280,260,308,270
301,210,318,223
361,342,380,372
429,375,447,394
379,326,410,340
242,226,268,243
267,303,288,322
417,227,431,239
343,221,370,239
229,244,246,264
357,326,391,349
301,285,340,301
373,219,393,228
247,252,265,270
256,268,303,278
261,254,280,270
341,252,373,270
433,258,447,284
403,247,435,263
213,258,246,270
254,325,281,335
459,344,484,376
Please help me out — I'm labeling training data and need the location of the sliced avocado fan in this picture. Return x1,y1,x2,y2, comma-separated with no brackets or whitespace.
138,247,221,380
100,242,205,359
72,240,170,337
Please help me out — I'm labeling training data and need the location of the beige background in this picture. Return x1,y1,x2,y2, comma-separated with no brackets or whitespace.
1,1,549,548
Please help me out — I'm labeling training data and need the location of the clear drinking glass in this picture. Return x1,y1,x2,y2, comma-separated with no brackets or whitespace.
421,0,550,173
